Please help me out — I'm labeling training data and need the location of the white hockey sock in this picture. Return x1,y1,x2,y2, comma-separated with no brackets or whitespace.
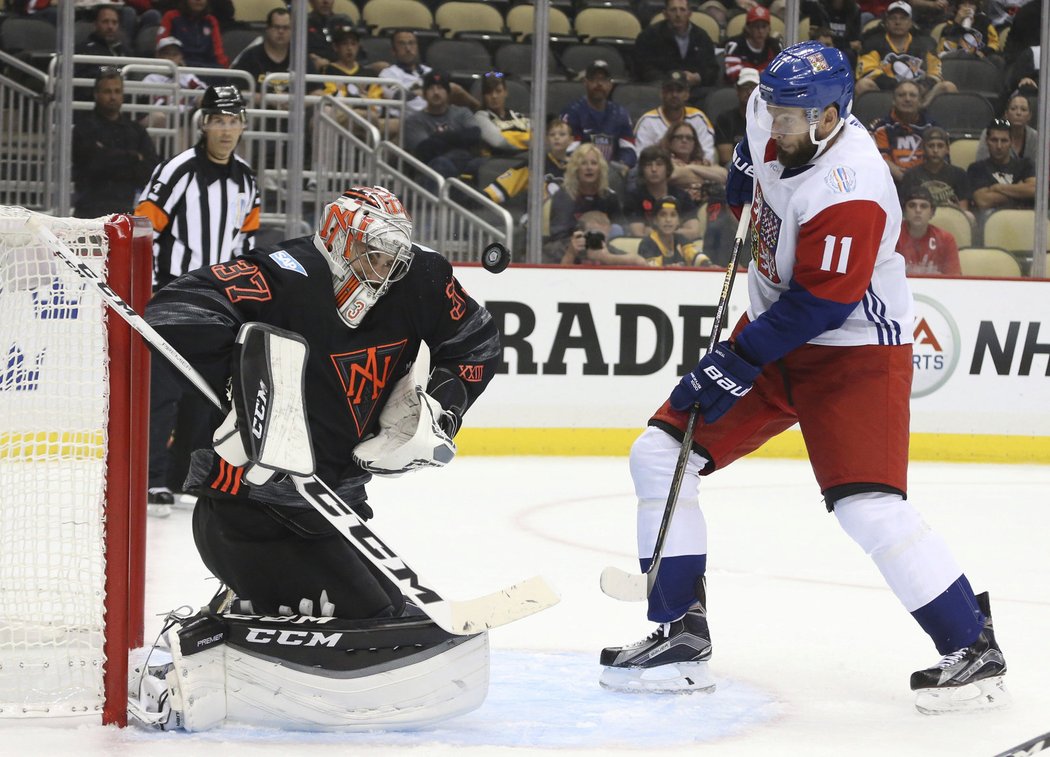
834,492,963,612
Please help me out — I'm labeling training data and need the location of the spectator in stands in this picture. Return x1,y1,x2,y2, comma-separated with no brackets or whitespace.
1003,49,1039,106
639,195,712,267
901,126,973,216
318,26,391,135
714,67,759,165
482,116,572,206
938,0,1001,58
870,79,936,184
855,1,956,107
79,4,126,58
141,36,208,128
634,70,717,163
561,60,637,171
72,69,158,219
724,7,783,84
544,144,641,265
967,117,1036,212
633,0,720,106
306,0,356,73
402,70,483,180
999,0,1037,64
905,0,951,32
231,7,321,102
378,29,477,115
625,146,702,240
974,93,1038,162
475,72,530,157
813,0,863,66
159,0,228,69
896,185,962,275
661,121,728,192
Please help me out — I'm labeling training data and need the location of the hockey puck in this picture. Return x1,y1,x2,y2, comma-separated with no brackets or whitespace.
482,242,511,274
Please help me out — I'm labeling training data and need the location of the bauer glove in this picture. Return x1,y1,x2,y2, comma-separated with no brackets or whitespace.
669,341,761,424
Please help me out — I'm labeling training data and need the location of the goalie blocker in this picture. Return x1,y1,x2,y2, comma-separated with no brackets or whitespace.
129,608,489,731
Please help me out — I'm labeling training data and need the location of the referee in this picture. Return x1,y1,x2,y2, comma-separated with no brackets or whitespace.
135,85,260,515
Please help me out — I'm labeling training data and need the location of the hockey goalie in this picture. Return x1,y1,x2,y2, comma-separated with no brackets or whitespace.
129,187,502,731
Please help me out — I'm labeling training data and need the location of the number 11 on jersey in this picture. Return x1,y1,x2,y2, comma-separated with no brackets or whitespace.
821,234,852,274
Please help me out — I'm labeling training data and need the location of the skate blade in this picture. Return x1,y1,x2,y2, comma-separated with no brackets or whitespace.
914,675,1010,714
599,661,716,694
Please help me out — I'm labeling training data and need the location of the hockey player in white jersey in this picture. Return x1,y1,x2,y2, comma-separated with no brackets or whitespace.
600,42,1007,713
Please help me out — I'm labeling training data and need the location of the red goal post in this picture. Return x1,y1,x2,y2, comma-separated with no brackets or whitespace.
0,208,151,726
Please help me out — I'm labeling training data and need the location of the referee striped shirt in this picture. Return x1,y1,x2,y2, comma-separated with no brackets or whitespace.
135,145,260,287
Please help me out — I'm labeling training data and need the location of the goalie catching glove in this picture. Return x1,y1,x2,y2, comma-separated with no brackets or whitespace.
213,322,315,486
352,365,460,477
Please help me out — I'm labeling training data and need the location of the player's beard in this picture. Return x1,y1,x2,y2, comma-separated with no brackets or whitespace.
775,135,818,169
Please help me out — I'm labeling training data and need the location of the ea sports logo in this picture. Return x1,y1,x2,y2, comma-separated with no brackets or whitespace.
911,294,960,398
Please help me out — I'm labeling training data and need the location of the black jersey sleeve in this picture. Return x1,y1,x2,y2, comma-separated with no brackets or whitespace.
411,248,501,424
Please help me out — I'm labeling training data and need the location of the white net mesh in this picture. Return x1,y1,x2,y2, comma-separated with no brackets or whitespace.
0,207,110,718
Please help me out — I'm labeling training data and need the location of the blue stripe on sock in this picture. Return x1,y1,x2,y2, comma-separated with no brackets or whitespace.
911,575,985,655
641,554,706,623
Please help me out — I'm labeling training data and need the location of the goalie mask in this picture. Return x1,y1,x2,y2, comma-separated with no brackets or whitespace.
315,187,414,328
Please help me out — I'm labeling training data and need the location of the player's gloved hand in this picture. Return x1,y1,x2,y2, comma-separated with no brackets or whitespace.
213,408,279,486
669,341,761,424
726,140,754,216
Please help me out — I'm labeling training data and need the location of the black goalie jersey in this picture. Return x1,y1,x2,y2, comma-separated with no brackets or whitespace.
144,235,500,508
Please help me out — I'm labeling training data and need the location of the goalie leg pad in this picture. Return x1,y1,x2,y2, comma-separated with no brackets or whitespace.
154,611,489,732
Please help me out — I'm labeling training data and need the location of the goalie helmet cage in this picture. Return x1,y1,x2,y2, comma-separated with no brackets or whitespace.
0,208,151,727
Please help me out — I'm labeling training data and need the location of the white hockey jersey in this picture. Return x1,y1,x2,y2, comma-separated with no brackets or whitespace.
735,90,914,366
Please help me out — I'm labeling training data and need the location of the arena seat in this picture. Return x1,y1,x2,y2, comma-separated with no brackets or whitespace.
931,205,973,248
926,92,995,139
362,0,434,35
505,4,573,41
559,43,629,80
958,247,1021,277
948,138,979,170
574,7,642,44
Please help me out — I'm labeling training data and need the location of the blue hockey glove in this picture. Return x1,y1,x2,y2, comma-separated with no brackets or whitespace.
725,140,754,210
669,341,762,424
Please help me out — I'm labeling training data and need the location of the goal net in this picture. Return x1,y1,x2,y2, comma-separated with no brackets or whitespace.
0,208,151,726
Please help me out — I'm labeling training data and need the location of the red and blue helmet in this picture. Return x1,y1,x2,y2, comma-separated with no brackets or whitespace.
759,42,854,121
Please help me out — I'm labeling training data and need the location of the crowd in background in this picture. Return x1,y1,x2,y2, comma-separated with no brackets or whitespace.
0,0,1044,275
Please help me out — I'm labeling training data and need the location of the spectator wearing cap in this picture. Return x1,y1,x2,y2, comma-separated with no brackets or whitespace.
231,7,321,103
723,6,783,84
900,126,974,217
869,79,936,184
158,0,228,69
634,70,716,162
475,72,531,157
633,0,720,106
561,60,637,170
378,29,479,116
715,67,759,165
141,37,209,128
638,194,711,268
319,26,392,137
896,185,961,276
403,70,484,180
974,94,1038,164
855,1,956,107
625,146,702,240
967,117,1036,213
306,0,357,73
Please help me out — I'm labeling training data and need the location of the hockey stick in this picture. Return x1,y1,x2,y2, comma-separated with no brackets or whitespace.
994,731,1050,757
600,203,753,602
29,217,559,635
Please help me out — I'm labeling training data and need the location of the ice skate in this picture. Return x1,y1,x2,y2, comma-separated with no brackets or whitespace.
599,606,715,694
911,592,1009,714
147,487,173,517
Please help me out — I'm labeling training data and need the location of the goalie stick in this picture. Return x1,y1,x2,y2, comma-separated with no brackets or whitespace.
600,203,753,602
29,217,559,635
995,730,1050,757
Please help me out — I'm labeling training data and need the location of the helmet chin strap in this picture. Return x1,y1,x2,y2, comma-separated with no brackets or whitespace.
808,113,847,161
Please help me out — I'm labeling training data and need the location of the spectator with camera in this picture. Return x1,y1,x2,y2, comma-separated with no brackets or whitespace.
638,195,711,267
562,214,647,267
544,144,639,265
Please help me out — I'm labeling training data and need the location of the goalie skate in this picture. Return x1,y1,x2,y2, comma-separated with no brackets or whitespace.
911,592,1009,714
599,607,715,694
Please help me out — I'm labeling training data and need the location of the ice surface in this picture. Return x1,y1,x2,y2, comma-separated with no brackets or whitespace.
4,457,1048,756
